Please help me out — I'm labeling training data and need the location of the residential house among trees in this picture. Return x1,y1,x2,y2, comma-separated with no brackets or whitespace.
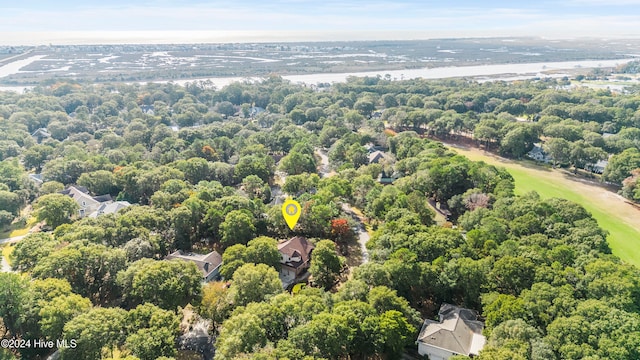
88,201,132,218
60,186,112,218
586,159,609,174
31,128,51,143
526,143,551,163
165,250,223,283
278,236,314,285
416,304,486,360
59,185,131,217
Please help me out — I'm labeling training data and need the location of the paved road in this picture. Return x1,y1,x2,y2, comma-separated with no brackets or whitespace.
0,236,23,273
315,147,371,264
0,235,26,245
1,255,12,272
315,148,333,178
341,202,370,264
0,235,29,273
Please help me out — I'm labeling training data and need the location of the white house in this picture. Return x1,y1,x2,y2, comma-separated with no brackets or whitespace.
60,186,110,218
526,143,551,163
417,304,486,360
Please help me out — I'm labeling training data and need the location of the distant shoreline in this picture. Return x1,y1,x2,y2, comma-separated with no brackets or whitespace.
2,32,640,46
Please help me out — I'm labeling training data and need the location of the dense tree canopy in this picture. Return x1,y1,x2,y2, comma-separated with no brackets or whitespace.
1,75,640,359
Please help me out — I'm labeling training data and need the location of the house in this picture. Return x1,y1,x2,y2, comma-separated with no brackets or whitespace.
165,250,223,283
60,186,113,218
369,150,393,164
586,159,609,174
249,106,265,118
377,170,401,185
278,236,315,285
416,304,486,360
364,143,385,153
526,143,551,163
88,201,131,218
140,104,155,115
31,128,51,143
28,173,43,185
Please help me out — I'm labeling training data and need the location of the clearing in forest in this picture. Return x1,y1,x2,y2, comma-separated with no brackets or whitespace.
448,144,640,267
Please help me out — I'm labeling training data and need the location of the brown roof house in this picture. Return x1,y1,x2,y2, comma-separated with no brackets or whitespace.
165,250,223,283
416,304,486,360
278,236,314,287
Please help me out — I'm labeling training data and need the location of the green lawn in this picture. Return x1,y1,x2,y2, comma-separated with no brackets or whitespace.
0,216,37,239
451,146,640,267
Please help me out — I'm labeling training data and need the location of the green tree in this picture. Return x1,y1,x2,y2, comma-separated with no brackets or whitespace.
39,294,92,340
279,151,316,175
40,181,64,194
214,312,266,360
125,303,180,360
0,190,22,215
363,310,416,358
543,137,572,166
245,236,282,271
117,258,202,310
241,175,265,200
35,193,79,229
604,148,640,183
499,126,538,158
61,307,128,360
220,210,256,248
287,313,354,358
77,170,119,195
309,240,343,290
0,273,29,336
230,263,283,307
33,242,127,304
234,155,274,183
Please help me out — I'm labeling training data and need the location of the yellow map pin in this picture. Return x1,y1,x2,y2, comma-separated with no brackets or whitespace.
282,199,302,230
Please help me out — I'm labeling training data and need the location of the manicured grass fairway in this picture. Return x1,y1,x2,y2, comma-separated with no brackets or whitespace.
449,145,640,267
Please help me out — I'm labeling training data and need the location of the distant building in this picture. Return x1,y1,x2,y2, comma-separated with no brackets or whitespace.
416,304,486,360
364,143,385,153
88,201,131,218
28,173,43,185
59,186,127,218
249,106,265,118
586,159,609,174
278,236,315,285
140,104,155,115
31,128,51,143
165,250,223,283
526,143,551,163
60,186,113,218
377,170,401,185
369,150,394,165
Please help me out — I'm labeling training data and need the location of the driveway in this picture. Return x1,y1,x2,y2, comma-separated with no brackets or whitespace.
341,203,370,264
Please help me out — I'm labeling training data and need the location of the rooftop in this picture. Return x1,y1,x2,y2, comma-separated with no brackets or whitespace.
278,236,314,269
166,250,223,278
417,303,486,356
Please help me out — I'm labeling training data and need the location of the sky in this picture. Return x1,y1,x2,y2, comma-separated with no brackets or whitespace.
2,0,640,44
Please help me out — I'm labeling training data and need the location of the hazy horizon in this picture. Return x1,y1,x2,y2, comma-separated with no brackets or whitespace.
2,30,640,47
3,0,640,45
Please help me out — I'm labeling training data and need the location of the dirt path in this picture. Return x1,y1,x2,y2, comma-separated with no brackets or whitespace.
446,143,640,266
